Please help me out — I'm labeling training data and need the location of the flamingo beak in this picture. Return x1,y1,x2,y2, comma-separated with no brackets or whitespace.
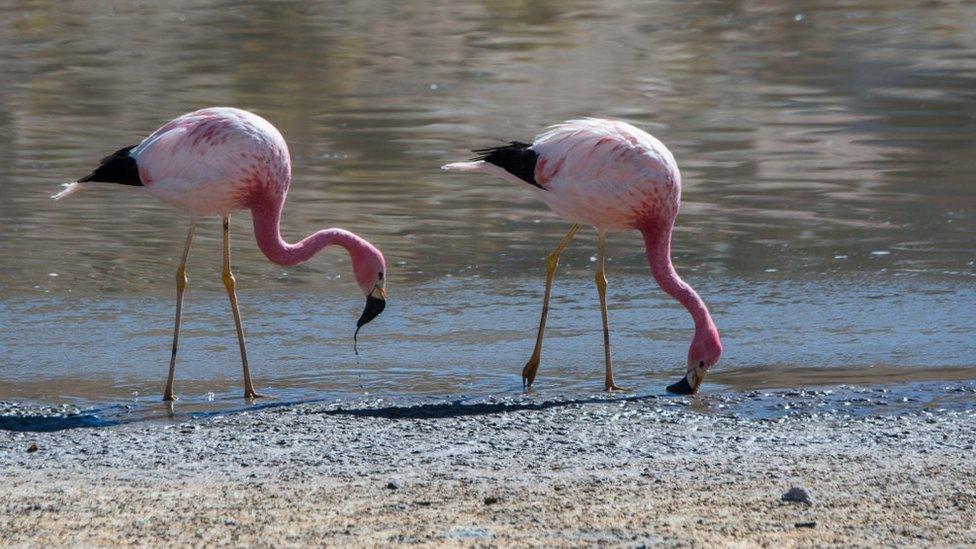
353,287,387,355
666,361,706,395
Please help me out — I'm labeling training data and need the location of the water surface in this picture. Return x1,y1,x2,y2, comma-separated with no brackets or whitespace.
1,0,974,417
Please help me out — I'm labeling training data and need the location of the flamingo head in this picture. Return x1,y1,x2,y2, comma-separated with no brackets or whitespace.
667,322,722,395
352,244,387,354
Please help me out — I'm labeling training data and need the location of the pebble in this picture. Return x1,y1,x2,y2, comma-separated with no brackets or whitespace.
782,486,813,505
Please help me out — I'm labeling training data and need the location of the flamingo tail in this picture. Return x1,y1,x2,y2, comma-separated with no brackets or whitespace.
441,160,491,172
53,144,143,201
52,182,87,200
442,159,534,187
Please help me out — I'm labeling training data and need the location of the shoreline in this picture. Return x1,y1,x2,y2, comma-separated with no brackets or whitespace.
2,393,975,546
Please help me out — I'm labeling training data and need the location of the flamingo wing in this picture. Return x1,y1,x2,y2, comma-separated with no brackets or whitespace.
132,109,254,187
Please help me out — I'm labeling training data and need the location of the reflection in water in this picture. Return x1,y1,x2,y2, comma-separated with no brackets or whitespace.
1,0,974,409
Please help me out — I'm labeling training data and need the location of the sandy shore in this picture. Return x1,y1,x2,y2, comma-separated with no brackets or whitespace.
2,393,975,547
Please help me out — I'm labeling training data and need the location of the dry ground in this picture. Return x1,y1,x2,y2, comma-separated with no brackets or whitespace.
2,394,974,547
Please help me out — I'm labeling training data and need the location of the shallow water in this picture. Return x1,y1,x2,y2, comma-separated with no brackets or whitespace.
1,0,974,418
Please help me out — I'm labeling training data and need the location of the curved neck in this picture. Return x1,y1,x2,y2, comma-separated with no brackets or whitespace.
640,221,714,332
250,200,373,267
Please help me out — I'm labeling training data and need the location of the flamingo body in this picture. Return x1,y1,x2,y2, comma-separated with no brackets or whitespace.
531,119,681,231
445,119,680,231
444,118,721,393
134,108,291,217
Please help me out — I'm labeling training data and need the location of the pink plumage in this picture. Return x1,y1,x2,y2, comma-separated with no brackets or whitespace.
55,107,387,400
59,108,290,217
444,118,721,394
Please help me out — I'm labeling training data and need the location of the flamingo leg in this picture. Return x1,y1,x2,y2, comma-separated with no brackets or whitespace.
522,223,581,389
163,220,197,401
595,230,624,391
222,215,261,399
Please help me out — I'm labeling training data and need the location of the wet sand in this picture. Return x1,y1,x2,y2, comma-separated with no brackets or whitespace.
2,393,974,546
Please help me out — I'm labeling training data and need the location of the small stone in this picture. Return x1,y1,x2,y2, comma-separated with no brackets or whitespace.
386,481,399,490
782,486,813,505
483,496,499,506
26,443,38,453
795,521,817,528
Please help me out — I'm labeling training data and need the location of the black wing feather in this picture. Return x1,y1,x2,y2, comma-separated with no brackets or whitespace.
472,141,542,190
78,145,142,186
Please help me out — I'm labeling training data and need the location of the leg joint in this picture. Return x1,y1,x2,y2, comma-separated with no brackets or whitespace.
176,267,188,292
222,271,236,291
545,252,561,272
595,272,607,292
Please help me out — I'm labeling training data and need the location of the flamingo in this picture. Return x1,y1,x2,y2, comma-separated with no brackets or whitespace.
443,118,721,394
53,107,387,401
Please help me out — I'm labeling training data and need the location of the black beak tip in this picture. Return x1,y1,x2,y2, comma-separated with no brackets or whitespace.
356,295,387,330
666,375,696,395
354,296,387,354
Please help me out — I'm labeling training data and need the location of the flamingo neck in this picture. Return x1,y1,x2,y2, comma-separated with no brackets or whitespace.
249,199,376,269
640,221,714,333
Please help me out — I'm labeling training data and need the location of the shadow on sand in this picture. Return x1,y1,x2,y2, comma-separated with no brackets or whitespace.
0,414,120,433
310,392,676,420
0,390,686,433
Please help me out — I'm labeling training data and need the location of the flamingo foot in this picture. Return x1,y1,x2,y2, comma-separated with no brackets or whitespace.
244,390,268,400
521,358,541,390
604,383,628,392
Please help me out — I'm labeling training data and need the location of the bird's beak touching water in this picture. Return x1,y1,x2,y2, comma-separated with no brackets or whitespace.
354,285,387,355
666,361,707,395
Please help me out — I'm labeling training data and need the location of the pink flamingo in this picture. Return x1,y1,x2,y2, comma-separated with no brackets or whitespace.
53,107,387,401
443,119,721,394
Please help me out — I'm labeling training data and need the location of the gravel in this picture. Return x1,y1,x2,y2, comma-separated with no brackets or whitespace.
1,392,975,546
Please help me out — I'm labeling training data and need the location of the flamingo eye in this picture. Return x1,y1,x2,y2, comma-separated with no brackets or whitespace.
378,272,383,280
